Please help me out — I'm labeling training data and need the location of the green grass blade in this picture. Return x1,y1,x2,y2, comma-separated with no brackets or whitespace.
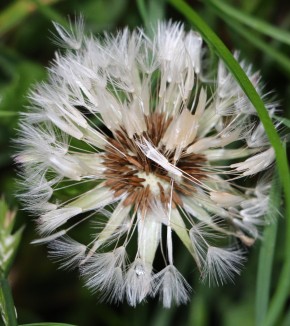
20,324,77,326
207,0,290,46
256,174,281,326
218,16,290,76
0,278,17,326
169,1,290,325
136,0,148,25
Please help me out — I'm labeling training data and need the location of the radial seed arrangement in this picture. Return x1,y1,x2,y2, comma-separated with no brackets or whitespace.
16,21,277,307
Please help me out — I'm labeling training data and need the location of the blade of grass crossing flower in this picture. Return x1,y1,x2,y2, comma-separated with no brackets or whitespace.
0,278,17,326
256,174,281,326
207,0,290,46
169,1,290,325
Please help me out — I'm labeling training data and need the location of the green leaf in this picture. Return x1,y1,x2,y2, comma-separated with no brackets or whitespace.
207,0,290,46
0,200,8,230
19,324,77,326
1,226,25,278
256,174,281,325
0,279,17,326
219,16,290,76
0,199,16,236
0,198,24,277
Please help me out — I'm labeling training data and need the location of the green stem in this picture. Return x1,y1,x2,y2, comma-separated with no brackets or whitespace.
0,278,17,326
169,1,290,325
264,204,290,326
256,175,281,325
256,223,278,325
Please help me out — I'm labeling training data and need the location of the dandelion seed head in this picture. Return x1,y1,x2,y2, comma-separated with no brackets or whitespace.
16,20,278,307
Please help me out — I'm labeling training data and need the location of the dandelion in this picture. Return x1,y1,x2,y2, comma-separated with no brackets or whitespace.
16,21,278,307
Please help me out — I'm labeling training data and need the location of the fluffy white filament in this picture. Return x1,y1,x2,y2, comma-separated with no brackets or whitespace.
81,246,127,303
202,247,245,286
154,265,191,308
125,258,153,307
48,236,86,269
16,20,279,308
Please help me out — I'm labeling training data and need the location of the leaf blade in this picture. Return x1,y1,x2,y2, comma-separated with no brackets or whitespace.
256,174,281,325
208,0,290,46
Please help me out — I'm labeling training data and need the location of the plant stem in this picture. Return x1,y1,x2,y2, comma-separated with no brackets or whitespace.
256,174,281,325
0,277,17,326
256,222,278,325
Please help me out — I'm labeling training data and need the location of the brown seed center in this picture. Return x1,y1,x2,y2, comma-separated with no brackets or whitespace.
103,113,207,212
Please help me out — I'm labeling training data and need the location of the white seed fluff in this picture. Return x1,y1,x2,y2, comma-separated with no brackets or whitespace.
16,20,279,308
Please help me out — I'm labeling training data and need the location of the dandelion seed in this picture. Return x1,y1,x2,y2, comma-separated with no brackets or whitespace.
81,246,127,303
48,235,86,270
202,247,245,286
125,258,153,306
16,20,278,307
153,265,191,308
